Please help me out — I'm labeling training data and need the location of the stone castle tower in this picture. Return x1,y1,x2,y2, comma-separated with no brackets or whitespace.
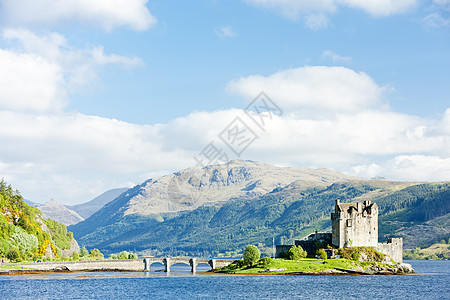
331,199,378,248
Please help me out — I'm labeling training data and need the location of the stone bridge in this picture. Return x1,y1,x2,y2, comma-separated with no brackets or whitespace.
143,257,232,273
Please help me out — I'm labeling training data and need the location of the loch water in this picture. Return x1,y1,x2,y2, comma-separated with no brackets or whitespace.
1,260,449,299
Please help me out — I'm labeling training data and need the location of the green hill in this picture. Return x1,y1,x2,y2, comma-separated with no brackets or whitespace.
0,180,78,261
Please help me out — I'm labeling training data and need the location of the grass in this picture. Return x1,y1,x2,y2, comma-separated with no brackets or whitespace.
404,243,450,260
0,264,29,270
220,258,387,274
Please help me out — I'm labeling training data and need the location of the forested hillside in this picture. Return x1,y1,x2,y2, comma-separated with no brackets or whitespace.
0,180,78,261
72,177,450,257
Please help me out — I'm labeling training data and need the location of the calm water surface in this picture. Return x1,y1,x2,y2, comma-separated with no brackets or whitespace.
1,260,449,299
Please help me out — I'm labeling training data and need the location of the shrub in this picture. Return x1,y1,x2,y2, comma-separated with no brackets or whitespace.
235,259,245,268
80,246,88,257
258,257,272,267
128,252,138,259
88,248,104,260
243,245,260,266
7,248,20,261
316,248,327,260
287,245,307,260
71,251,80,261
119,251,129,259
352,252,361,261
110,254,118,259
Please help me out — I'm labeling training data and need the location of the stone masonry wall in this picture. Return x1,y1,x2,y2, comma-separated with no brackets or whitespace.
17,259,144,271
376,238,403,263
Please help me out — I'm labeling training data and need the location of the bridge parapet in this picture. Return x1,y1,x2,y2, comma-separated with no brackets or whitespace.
142,257,233,273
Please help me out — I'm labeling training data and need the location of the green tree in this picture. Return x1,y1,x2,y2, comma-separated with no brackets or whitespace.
243,245,260,266
89,248,104,260
287,245,307,260
10,227,38,254
119,251,129,259
7,248,20,261
71,251,80,261
316,248,327,260
128,252,138,259
80,246,88,257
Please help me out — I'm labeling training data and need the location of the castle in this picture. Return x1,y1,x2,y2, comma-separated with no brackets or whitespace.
276,199,403,263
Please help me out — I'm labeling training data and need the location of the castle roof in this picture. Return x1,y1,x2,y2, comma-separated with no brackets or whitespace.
335,200,378,214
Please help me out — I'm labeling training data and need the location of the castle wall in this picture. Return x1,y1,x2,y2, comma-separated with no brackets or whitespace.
275,245,292,258
376,238,403,263
332,200,378,248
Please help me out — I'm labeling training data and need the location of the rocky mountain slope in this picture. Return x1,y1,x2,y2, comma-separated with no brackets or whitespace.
69,160,360,240
68,187,128,219
37,199,84,226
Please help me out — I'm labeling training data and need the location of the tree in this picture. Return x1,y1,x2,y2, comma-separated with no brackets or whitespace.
316,248,327,260
243,245,260,266
287,245,307,260
7,248,20,261
80,246,88,257
119,251,129,259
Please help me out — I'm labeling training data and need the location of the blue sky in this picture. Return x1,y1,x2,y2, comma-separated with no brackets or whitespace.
0,0,449,204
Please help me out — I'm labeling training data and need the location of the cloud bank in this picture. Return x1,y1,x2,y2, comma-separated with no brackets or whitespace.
0,0,156,31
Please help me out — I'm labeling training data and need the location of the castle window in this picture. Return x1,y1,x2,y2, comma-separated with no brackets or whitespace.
347,219,352,227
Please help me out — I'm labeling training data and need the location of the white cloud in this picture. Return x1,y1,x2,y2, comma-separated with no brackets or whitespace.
322,50,352,63
0,29,142,113
351,155,450,181
305,13,329,29
227,66,385,111
1,57,448,204
0,0,156,31
0,48,66,113
423,1,450,28
340,0,417,16
215,26,237,38
243,0,417,28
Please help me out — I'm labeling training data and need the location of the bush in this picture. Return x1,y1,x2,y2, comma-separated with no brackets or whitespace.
89,248,104,260
119,251,129,259
316,248,327,260
110,254,118,259
352,252,361,261
71,251,80,261
7,248,20,261
80,246,88,257
243,245,260,266
128,252,138,259
257,257,272,267
287,245,307,260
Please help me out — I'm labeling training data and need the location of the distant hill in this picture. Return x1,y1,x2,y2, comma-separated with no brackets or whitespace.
37,199,84,226
23,199,40,207
68,188,128,219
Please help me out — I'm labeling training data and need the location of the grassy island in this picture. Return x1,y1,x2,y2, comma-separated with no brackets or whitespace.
218,257,410,275
217,245,414,275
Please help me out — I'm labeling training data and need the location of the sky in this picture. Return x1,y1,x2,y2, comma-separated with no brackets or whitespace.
0,0,449,205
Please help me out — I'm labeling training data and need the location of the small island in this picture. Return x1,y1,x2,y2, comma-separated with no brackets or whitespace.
217,245,414,275
218,199,414,275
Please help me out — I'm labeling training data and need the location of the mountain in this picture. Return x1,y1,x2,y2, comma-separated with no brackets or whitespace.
68,188,128,219
69,160,361,252
23,199,39,207
37,199,85,226
70,161,450,256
